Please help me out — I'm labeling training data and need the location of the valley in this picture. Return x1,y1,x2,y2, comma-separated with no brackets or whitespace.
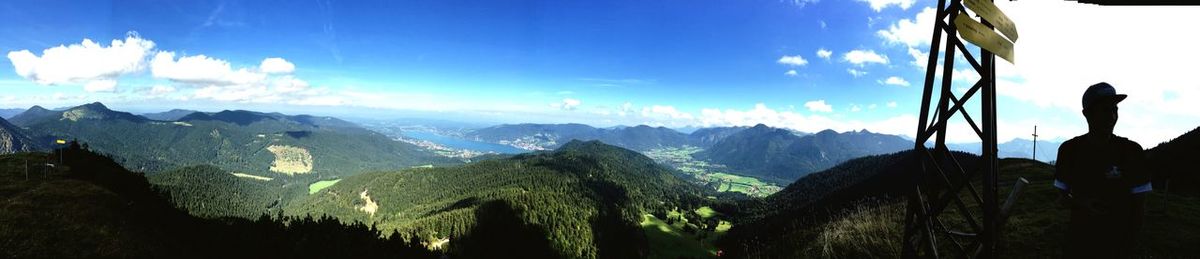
643,146,782,197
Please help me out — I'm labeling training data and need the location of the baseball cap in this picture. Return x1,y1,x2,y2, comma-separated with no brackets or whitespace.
1082,82,1127,109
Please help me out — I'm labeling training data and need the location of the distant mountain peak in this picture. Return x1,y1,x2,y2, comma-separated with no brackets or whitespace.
71,102,112,112
56,102,146,122
180,110,276,126
27,105,48,112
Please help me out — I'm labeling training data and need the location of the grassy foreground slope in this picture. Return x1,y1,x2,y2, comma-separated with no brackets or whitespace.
718,152,1200,258
287,140,709,258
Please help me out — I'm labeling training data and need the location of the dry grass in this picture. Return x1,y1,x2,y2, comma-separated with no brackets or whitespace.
230,173,272,181
266,145,312,175
808,200,905,259
358,189,378,216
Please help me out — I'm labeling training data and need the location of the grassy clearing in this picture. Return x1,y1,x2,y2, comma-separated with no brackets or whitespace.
641,213,713,259
641,206,733,259
266,145,313,175
230,173,272,181
307,179,341,194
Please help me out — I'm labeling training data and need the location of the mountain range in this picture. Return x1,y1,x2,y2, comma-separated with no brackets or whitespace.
465,123,753,151
141,109,201,121
694,124,913,183
0,116,38,154
0,108,25,120
6,102,456,176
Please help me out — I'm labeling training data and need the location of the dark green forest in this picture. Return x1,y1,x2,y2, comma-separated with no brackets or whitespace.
286,140,711,258
0,142,438,258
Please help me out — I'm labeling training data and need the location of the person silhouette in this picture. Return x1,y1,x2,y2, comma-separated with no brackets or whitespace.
1053,82,1151,259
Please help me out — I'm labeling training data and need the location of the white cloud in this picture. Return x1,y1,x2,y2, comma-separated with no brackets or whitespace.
551,98,582,111
271,75,310,94
907,47,929,68
777,55,809,66
83,79,117,93
6,33,154,91
785,70,799,76
952,68,980,83
804,100,833,113
877,7,936,48
887,101,898,108
881,76,910,87
851,104,863,112
288,95,346,106
259,57,295,74
847,68,868,77
816,48,833,60
857,0,915,12
149,85,176,95
641,105,693,120
150,51,265,85
618,102,634,117
843,49,889,66
697,103,919,138
783,0,820,8
869,104,879,109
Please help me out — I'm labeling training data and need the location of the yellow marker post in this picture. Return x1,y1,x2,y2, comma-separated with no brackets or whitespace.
55,139,66,144
955,12,1015,64
963,0,1018,43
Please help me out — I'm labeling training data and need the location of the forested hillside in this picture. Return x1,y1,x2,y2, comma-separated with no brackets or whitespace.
140,109,200,121
0,144,437,258
287,140,710,258
148,165,308,219
0,117,38,154
1148,126,1200,195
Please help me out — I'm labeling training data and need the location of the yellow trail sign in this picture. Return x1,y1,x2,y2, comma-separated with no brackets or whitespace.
955,12,1015,64
55,139,66,144
964,0,1018,43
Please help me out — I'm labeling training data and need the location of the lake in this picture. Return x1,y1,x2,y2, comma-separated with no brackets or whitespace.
402,131,528,154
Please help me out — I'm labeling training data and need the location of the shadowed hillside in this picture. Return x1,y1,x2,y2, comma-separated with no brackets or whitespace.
0,143,437,258
717,151,1200,258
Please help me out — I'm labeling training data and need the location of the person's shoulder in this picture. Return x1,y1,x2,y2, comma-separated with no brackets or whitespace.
1059,135,1087,151
1112,135,1145,152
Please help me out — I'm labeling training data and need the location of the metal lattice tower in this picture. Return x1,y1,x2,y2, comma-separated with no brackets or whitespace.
902,0,1001,257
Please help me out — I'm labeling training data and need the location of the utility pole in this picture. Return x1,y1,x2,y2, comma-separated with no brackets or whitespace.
1031,125,1038,161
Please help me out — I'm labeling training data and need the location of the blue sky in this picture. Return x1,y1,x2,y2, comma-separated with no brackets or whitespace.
2,0,1198,145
